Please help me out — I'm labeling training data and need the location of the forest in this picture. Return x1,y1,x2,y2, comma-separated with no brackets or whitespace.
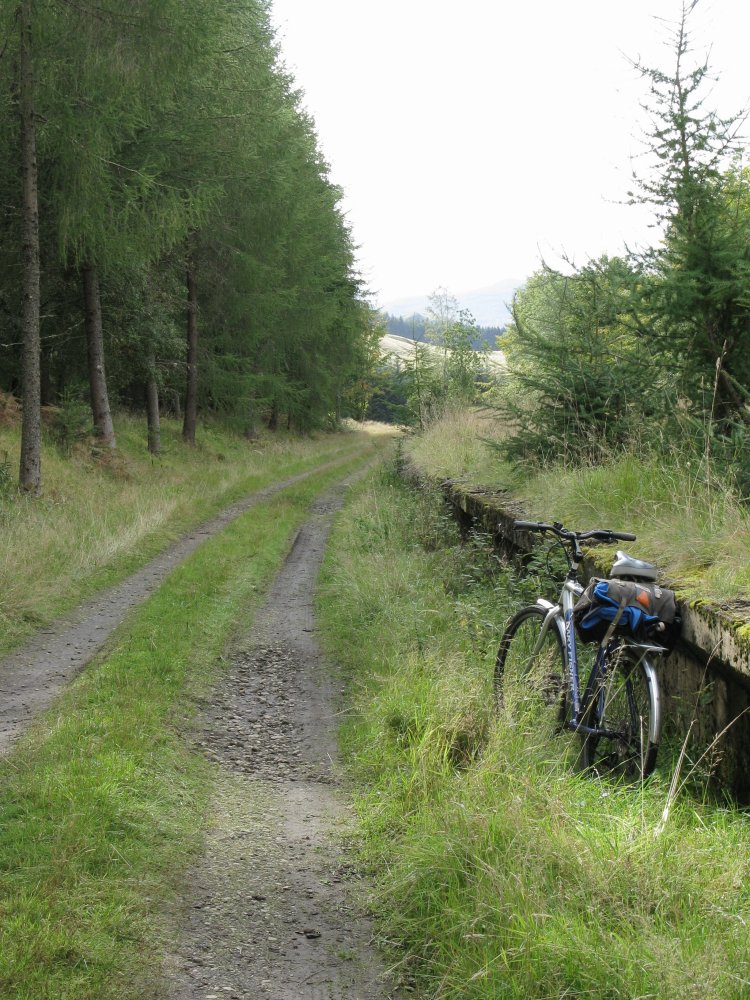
1,0,377,495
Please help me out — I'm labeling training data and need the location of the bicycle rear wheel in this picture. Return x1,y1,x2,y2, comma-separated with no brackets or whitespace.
580,645,661,780
494,605,568,737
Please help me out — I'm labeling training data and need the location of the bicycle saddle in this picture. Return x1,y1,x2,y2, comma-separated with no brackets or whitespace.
610,550,658,582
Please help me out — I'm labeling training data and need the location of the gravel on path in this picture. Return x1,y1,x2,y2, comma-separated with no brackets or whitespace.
164,475,400,1000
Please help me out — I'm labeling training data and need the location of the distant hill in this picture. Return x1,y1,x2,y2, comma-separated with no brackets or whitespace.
382,313,503,351
379,333,505,371
368,333,506,424
380,278,523,328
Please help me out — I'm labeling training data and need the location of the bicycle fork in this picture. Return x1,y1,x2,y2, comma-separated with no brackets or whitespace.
532,596,584,722
578,643,662,743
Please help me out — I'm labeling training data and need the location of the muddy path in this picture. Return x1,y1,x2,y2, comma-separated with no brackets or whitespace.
0,451,363,756
164,474,399,1000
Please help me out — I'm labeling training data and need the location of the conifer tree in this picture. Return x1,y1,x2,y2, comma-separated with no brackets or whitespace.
0,0,373,451
630,0,750,422
18,0,42,492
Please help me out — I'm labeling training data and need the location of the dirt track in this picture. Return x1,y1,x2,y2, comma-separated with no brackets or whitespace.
164,474,399,999
0,453,397,998
0,454,356,756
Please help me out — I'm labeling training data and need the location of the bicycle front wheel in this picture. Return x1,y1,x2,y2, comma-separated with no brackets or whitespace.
494,605,567,737
581,645,661,780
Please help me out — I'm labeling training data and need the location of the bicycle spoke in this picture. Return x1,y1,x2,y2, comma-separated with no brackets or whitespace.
583,647,658,780
495,607,567,738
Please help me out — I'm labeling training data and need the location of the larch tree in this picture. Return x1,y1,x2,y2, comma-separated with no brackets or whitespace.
38,0,223,446
0,0,373,457
18,0,42,492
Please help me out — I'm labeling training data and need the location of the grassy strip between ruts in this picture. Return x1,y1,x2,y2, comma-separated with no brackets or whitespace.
318,465,750,999
0,450,380,1000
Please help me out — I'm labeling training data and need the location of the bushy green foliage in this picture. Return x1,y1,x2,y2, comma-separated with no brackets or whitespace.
379,290,488,428
0,451,14,503
630,9,750,424
497,256,670,464
443,310,485,404
47,387,91,456
496,7,750,477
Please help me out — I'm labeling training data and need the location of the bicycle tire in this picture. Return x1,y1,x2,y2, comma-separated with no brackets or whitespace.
580,645,661,780
494,605,568,737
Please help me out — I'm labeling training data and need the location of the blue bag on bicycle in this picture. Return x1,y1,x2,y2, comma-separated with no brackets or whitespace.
574,578,680,648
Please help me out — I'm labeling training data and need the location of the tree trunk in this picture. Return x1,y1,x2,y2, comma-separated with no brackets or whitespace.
82,263,116,448
40,344,53,406
146,377,161,455
245,396,259,440
171,387,181,419
19,0,42,495
182,266,198,445
267,400,278,431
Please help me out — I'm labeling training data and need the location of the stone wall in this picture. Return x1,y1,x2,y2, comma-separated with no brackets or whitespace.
413,471,750,800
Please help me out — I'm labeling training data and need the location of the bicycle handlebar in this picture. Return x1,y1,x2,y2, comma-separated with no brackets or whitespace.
512,520,636,543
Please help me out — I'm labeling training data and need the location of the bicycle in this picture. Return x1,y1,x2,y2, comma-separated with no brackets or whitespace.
494,519,669,779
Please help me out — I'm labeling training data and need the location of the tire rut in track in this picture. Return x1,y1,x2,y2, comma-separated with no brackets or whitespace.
0,450,363,757
165,475,399,1000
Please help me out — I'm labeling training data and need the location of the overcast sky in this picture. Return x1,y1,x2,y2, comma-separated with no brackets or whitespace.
269,1,750,314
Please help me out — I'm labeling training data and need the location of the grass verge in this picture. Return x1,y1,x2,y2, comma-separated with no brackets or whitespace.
0,451,377,1000
318,466,750,998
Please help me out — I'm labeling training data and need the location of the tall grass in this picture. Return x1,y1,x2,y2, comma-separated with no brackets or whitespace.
0,413,386,655
403,408,750,601
518,452,750,600
319,470,750,998
403,407,515,486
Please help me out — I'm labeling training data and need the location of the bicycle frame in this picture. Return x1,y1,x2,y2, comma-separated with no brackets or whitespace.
529,579,662,743
506,518,666,771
